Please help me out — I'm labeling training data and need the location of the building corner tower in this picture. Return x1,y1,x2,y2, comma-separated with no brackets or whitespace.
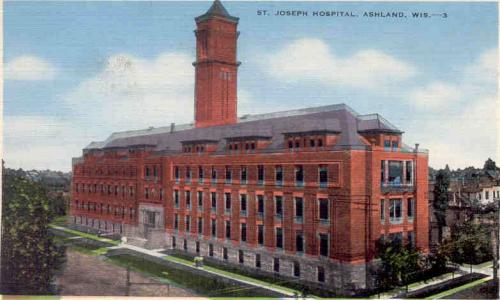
194,0,240,128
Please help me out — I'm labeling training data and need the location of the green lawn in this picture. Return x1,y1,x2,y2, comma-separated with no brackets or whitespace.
49,225,120,245
423,277,491,299
163,255,298,295
107,254,276,297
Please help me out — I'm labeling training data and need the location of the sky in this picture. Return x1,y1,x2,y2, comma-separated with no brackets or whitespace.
3,1,498,172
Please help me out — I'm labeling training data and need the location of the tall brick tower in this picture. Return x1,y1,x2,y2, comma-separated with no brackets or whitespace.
194,0,240,128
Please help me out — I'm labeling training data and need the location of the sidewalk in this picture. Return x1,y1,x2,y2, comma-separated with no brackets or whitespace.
373,271,465,299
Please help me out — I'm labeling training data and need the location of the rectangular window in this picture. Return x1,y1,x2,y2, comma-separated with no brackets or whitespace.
196,241,200,254
225,221,231,239
486,191,490,199
381,161,386,185
275,166,283,186
225,166,232,184
198,191,203,208
174,166,181,182
225,193,231,213
390,199,403,223
211,166,217,183
241,223,247,242
172,236,176,248
257,195,264,217
174,214,178,230
276,228,283,249
209,244,214,257
392,140,399,150
407,231,415,249
319,198,329,221
223,247,228,260
238,250,244,264
273,258,280,273
186,166,191,182
241,166,247,184
174,190,179,207
319,165,328,188
257,165,265,185
198,217,203,234
406,161,413,185
388,161,403,185
295,197,303,222
317,266,325,283
240,194,247,216
255,254,261,268
186,191,191,209
295,165,304,187
380,199,385,222
185,216,190,232
211,219,216,237
389,232,403,247
211,192,217,211
319,234,329,257
258,225,264,245
296,233,304,252
293,262,300,277
407,198,415,219
275,196,283,218
198,166,204,182
384,140,391,150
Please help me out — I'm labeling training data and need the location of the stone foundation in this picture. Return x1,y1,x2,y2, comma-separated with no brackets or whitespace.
70,217,374,296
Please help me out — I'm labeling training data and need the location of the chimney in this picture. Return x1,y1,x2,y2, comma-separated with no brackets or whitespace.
414,143,420,153
170,123,175,133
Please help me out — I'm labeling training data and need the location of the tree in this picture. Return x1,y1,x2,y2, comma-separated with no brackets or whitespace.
433,169,450,243
483,158,497,171
446,221,492,265
375,239,425,291
1,168,66,294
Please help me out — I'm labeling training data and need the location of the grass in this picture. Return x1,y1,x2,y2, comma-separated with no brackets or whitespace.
473,261,493,269
423,277,491,299
164,254,299,295
49,225,120,245
51,215,69,226
106,254,276,297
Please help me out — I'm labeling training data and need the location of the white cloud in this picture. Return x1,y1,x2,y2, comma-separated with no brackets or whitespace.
65,52,194,132
405,48,498,169
5,56,57,81
3,116,83,171
264,38,417,89
409,82,461,109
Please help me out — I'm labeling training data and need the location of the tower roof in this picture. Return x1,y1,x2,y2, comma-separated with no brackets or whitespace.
195,0,239,23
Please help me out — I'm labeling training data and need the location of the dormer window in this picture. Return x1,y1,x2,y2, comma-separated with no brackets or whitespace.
288,141,293,149
229,144,233,150
295,140,300,148
251,143,256,150
310,139,316,147
317,139,323,147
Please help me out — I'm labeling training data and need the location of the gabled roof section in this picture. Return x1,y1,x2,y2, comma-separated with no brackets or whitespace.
357,114,403,134
195,0,239,23
83,103,404,153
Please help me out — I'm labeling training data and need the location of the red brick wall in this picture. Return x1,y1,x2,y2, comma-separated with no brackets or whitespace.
72,145,429,265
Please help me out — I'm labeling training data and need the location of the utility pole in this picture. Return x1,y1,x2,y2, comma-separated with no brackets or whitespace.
125,266,130,296
492,199,499,285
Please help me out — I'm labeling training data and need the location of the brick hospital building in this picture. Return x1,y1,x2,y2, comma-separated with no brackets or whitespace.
70,0,429,294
